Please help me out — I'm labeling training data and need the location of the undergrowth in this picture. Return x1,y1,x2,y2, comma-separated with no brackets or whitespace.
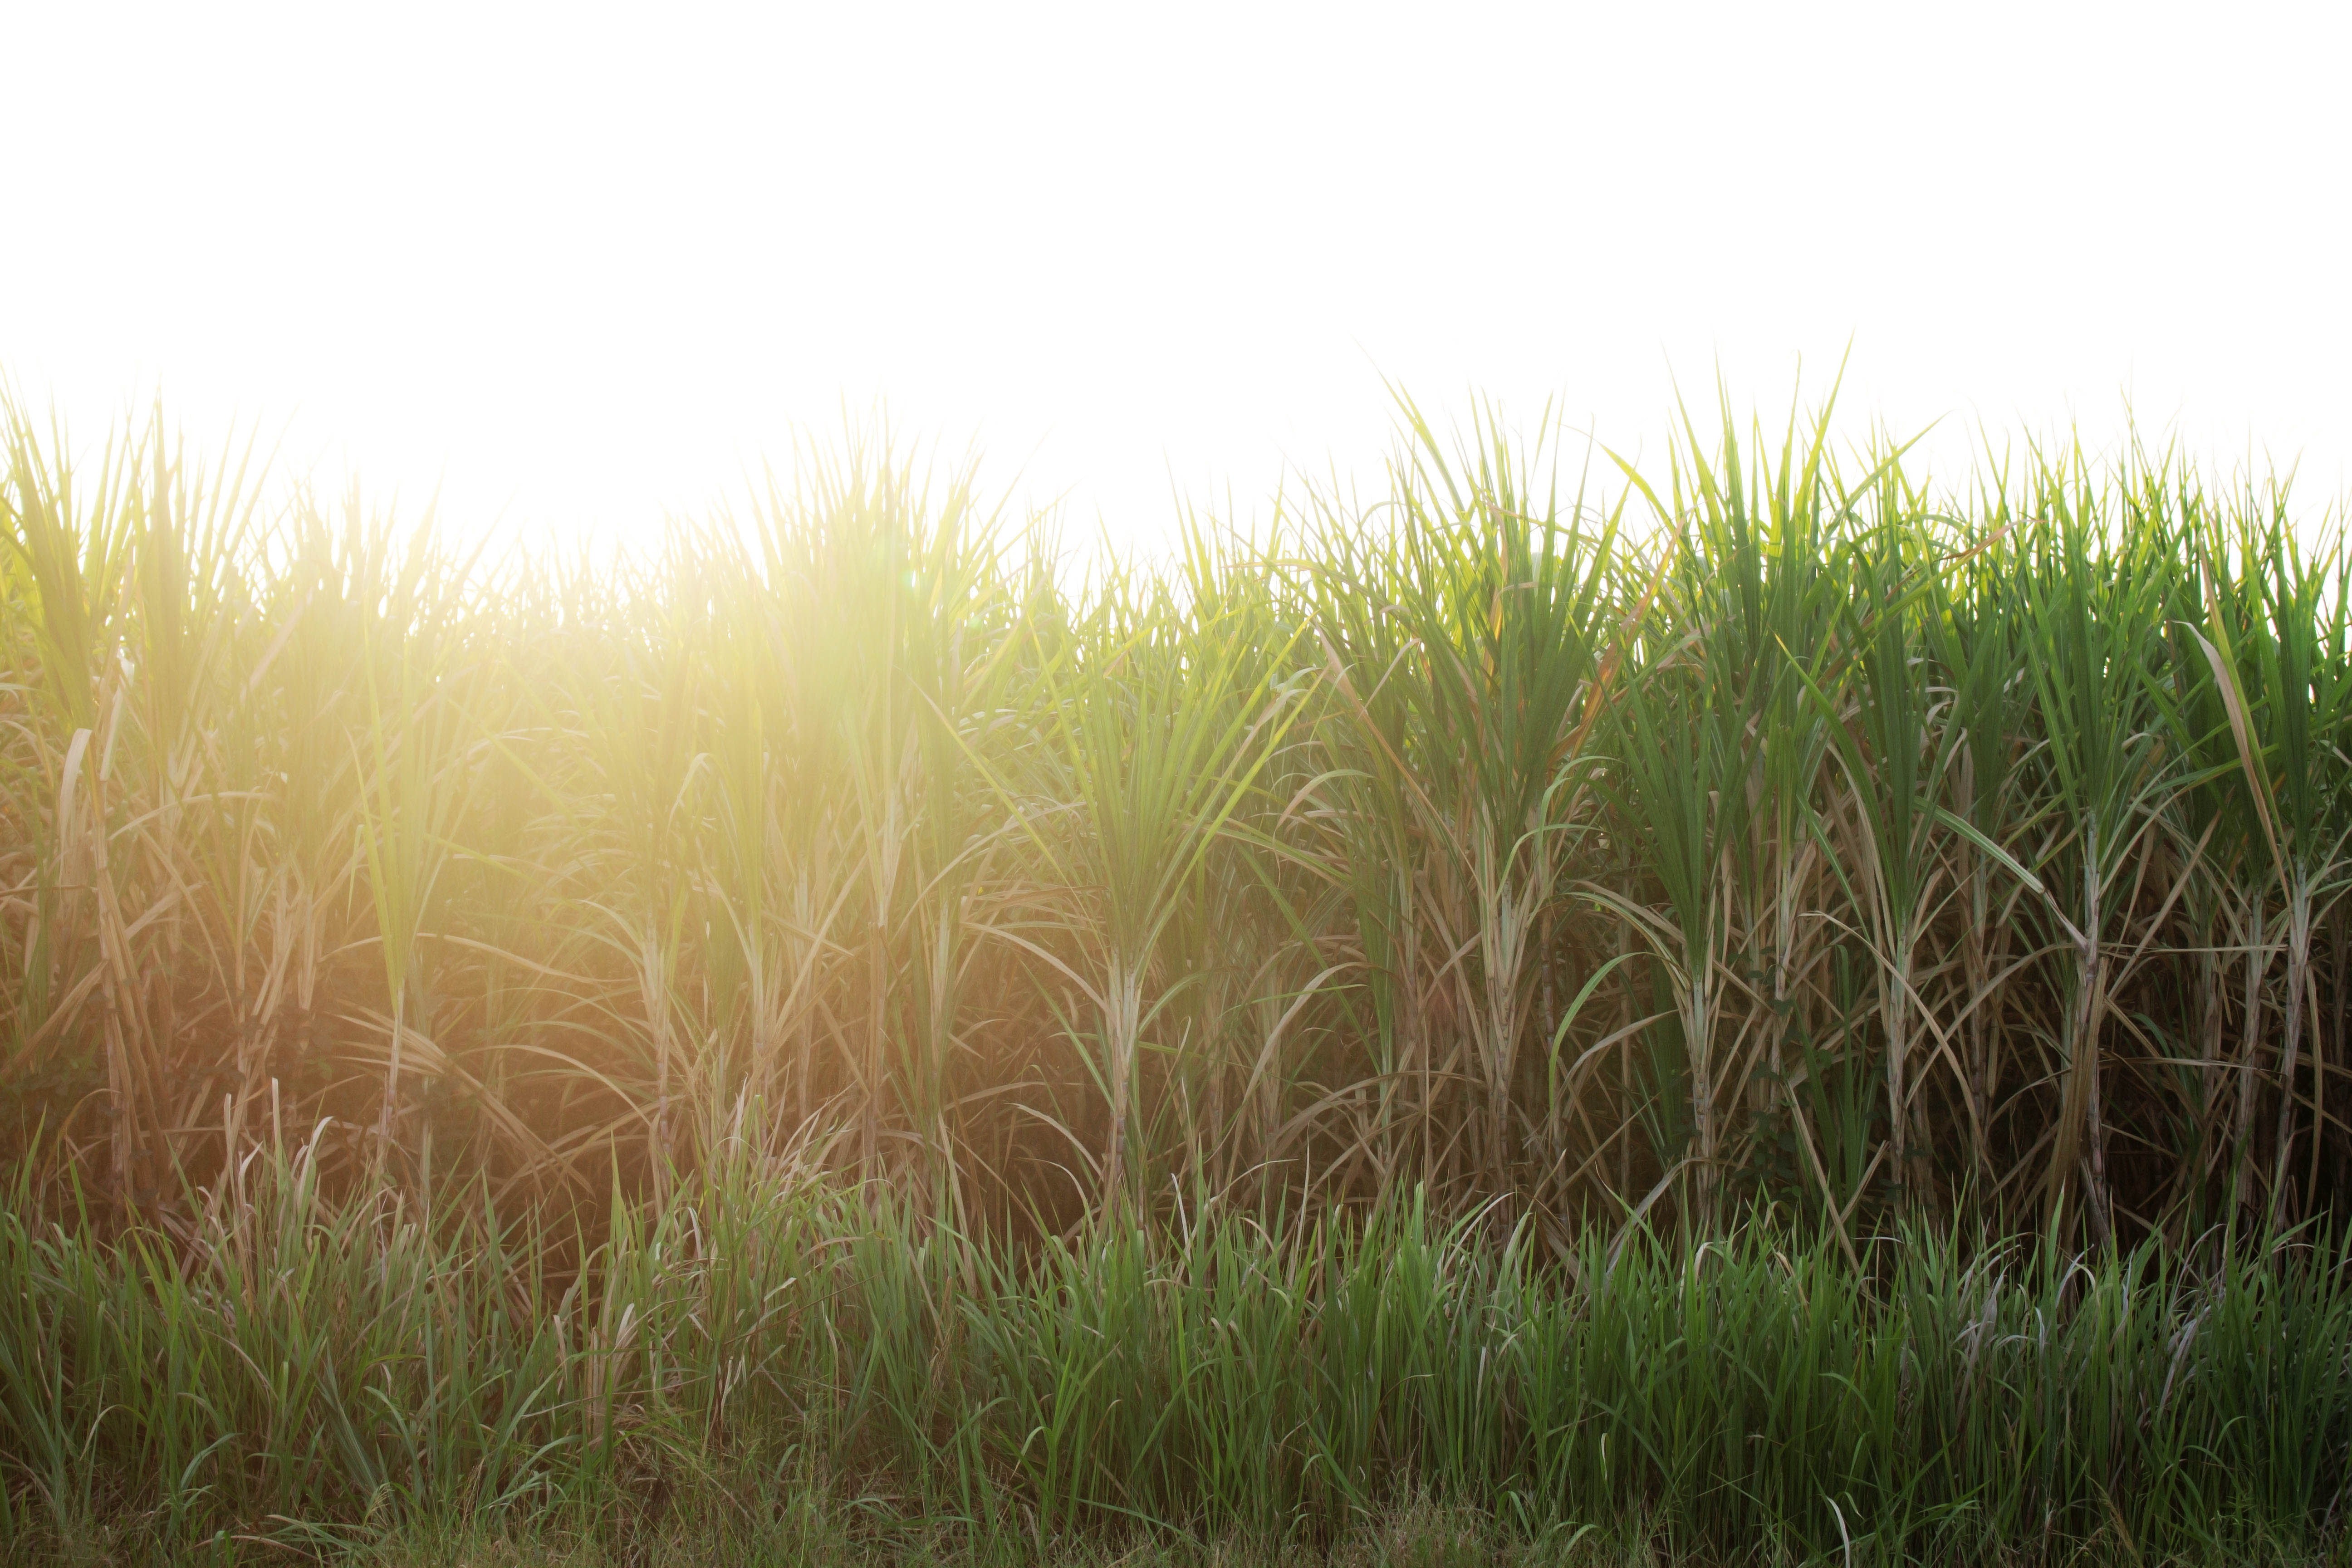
0,1146,2346,1564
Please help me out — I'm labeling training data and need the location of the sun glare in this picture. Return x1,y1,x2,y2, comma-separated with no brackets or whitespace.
5,2,2347,543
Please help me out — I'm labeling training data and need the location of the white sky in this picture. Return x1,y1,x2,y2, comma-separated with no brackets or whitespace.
5,2,2347,549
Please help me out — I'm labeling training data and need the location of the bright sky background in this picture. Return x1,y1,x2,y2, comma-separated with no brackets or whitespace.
5,2,2347,550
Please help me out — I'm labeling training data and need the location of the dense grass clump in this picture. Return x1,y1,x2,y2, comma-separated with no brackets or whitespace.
6,384,2352,1556
2,1149,2348,1563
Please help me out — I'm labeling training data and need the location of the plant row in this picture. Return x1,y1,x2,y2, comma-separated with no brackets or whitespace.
3,393,2349,1243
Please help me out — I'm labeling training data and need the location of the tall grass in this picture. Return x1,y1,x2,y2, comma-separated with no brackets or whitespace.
5,390,2351,1243
8,383,2352,1556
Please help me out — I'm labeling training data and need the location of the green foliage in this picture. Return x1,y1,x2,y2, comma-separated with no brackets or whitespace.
10,387,2352,1243
1,1154,2348,1562
15,380,2352,1561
